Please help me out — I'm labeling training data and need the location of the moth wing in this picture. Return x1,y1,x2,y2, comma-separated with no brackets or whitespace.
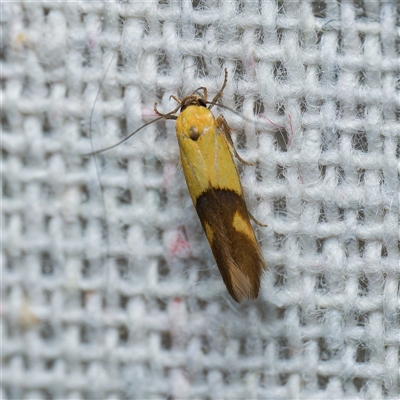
195,188,266,302
177,109,266,302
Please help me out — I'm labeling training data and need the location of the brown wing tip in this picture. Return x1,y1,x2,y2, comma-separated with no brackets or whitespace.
228,264,260,303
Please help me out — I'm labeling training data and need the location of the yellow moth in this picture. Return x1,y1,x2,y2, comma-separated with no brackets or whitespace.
91,69,267,302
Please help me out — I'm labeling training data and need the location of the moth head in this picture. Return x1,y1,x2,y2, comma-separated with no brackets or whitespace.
179,94,207,111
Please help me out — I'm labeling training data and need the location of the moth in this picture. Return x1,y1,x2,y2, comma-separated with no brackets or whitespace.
153,69,267,302
90,69,267,302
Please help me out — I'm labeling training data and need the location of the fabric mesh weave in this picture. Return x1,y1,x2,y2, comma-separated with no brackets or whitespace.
2,1,399,399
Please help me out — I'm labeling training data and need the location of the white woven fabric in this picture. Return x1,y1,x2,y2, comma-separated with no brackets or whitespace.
2,1,399,399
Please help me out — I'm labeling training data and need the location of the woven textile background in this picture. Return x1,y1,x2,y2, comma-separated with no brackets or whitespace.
2,1,399,399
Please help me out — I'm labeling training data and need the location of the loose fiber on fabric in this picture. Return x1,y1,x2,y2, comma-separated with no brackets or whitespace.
2,1,399,399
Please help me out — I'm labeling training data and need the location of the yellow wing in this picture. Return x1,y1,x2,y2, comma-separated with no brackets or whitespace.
176,105,266,302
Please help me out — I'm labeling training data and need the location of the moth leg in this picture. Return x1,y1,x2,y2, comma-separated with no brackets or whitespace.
193,87,208,101
248,211,268,227
154,102,179,120
170,95,181,103
216,115,253,166
209,68,228,110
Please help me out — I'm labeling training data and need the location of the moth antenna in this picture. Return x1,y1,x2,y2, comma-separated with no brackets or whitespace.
206,102,288,150
208,68,228,110
88,16,127,304
84,116,164,157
